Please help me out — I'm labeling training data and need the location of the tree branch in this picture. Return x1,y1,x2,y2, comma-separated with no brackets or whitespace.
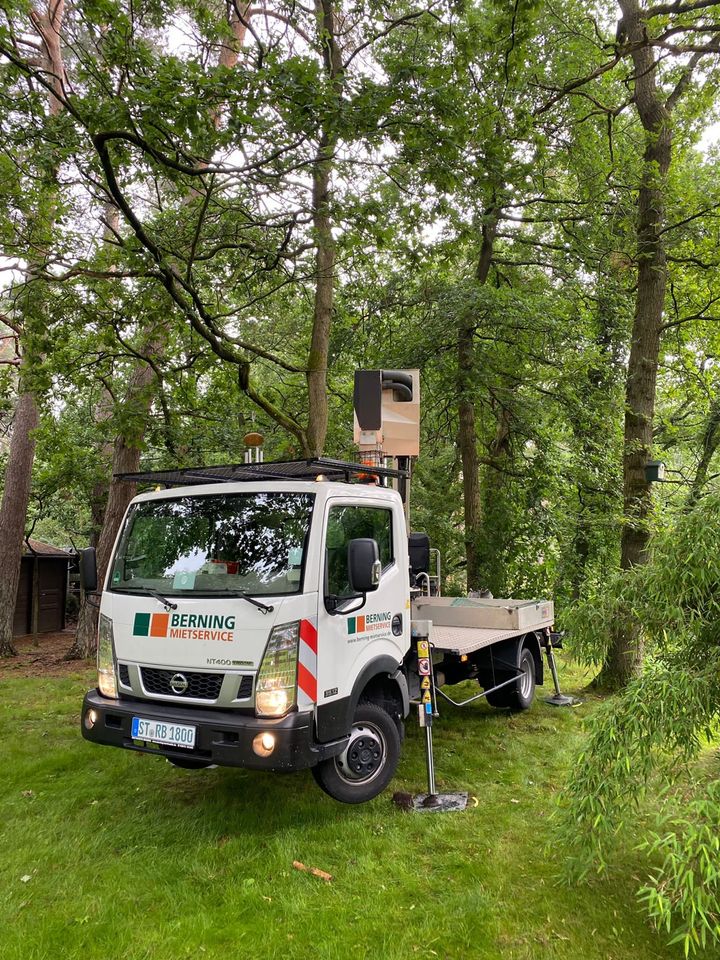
533,53,623,116
660,201,720,236
643,0,720,18
666,48,706,110
344,7,441,69
92,135,305,375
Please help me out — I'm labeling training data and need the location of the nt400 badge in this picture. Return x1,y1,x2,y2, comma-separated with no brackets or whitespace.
418,657,431,676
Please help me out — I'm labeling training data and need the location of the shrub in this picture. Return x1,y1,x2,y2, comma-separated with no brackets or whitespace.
557,493,720,954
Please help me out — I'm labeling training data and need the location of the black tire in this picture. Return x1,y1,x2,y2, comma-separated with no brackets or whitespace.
484,646,536,711
484,685,512,708
166,756,213,770
311,701,401,804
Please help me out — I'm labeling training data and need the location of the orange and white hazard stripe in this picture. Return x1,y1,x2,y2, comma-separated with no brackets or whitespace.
297,617,318,706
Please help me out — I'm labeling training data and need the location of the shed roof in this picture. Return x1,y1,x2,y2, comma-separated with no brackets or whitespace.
23,539,73,558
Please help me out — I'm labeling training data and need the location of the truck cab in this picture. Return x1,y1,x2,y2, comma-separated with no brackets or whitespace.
82,467,413,803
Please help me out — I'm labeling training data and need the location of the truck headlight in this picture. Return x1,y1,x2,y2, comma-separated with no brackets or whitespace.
256,621,299,717
97,614,118,699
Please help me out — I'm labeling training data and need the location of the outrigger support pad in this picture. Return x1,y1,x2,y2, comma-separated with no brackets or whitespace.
543,641,580,707
413,793,468,813
545,692,577,707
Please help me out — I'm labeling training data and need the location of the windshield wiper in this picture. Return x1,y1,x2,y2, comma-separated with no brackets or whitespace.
237,593,274,615
204,589,274,614
146,588,178,611
114,585,273,615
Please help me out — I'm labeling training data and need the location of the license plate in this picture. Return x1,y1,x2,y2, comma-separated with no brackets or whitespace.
131,717,196,749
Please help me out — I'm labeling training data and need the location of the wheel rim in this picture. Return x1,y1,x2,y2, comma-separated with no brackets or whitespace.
334,721,387,785
519,657,533,699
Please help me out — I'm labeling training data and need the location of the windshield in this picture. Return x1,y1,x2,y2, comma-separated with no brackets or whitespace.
110,492,314,597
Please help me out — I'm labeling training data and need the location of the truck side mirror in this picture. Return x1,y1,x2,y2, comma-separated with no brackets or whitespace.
348,538,381,593
79,547,98,594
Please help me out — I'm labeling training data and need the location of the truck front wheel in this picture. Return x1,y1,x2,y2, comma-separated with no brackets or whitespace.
311,701,401,804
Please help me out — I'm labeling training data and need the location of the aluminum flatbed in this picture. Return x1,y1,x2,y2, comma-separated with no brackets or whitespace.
411,596,554,656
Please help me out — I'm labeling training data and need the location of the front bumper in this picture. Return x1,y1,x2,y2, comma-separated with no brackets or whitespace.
81,689,346,772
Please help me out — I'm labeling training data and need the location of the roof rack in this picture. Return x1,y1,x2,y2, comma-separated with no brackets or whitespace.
116,457,408,487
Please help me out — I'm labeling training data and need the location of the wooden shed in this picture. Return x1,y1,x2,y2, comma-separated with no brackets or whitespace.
13,539,72,637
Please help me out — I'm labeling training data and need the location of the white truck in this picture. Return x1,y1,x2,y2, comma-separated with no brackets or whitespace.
80,371,557,803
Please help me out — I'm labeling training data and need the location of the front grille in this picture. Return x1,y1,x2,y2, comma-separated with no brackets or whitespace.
118,664,131,686
140,667,223,700
237,675,253,699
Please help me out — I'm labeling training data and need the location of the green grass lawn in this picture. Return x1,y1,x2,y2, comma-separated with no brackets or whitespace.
0,658,698,960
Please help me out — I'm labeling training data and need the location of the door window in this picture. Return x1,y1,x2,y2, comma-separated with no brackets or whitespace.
325,506,393,599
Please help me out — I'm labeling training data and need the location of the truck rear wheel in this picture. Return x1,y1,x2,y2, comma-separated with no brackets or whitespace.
311,701,400,804
484,646,536,711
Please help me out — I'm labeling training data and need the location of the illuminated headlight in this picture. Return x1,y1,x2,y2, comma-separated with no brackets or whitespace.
252,732,276,757
256,621,299,717
97,614,118,699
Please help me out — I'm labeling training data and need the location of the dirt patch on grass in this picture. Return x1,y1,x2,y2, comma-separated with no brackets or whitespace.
1,630,93,678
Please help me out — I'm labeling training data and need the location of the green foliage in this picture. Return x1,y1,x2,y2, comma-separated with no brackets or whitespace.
639,783,720,956
566,492,720,664
557,494,720,951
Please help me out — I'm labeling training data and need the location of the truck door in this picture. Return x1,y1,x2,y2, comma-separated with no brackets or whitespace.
315,499,408,722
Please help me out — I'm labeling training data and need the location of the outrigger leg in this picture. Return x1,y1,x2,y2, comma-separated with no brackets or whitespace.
543,634,577,707
404,622,468,813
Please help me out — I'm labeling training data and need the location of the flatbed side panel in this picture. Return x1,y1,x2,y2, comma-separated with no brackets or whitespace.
412,596,553,633
418,623,550,657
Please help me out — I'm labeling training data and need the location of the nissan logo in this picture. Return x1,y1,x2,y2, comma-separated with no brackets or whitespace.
169,673,189,695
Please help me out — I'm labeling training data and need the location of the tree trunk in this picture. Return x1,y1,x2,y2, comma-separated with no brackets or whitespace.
0,391,40,656
687,392,720,508
305,0,344,458
478,397,512,595
66,353,160,659
306,133,335,457
687,396,720,510
571,499,591,602
568,284,624,599
0,0,66,657
458,389,481,590
600,0,673,686
457,206,499,591
65,439,142,659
